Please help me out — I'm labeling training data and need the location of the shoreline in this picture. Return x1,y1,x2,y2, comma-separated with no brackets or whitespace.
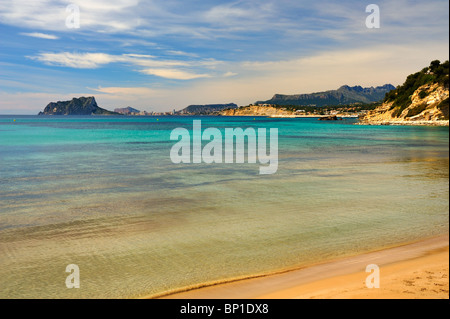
267,114,358,118
157,234,449,299
357,120,449,126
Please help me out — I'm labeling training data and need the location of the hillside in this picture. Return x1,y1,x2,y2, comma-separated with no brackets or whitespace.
114,107,140,114
256,84,395,107
38,97,119,115
221,105,295,116
180,103,238,115
361,60,449,125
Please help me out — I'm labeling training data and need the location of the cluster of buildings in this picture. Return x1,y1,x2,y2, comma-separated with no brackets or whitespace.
257,102,371,116
114,107,178,116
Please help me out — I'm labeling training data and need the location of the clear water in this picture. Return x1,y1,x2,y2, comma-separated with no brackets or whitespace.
0,115,448,298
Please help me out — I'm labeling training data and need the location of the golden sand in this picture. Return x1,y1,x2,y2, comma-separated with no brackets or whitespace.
161,235,449,299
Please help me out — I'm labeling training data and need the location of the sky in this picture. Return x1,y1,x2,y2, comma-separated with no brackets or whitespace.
0,0,448,114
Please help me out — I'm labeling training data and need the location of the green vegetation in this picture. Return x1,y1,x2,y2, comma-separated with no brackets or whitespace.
256,84,395,107
222,102,381,116
418,90,428,99
436,97,449,119
182,103,237,115
405,103,428,118
267,101,381,114
384,60,449,116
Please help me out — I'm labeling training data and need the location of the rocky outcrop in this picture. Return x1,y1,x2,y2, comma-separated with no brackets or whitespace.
181,103,237,115
318,115,341,121
114,107,140,114
38,97,119,115
361,60,449,126
221,105,295,116
361,83,449,125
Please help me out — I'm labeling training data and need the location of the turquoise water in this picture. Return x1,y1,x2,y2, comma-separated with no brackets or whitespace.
0,115,448,298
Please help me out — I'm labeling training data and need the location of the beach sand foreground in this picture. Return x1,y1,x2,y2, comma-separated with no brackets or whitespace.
160,235,449,299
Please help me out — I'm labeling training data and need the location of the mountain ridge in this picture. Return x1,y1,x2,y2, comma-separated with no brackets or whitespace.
257,84,395,107
180,103,238,115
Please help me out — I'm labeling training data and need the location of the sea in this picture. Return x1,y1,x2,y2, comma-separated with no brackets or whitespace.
0,115,448,298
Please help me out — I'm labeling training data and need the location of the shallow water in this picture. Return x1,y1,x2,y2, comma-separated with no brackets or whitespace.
0,116,448,298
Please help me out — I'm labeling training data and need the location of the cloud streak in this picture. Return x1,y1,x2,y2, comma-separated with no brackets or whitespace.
1,0,444,43
140,68,211,80
29,52,119,68
27,51,218,79
20,32,59,39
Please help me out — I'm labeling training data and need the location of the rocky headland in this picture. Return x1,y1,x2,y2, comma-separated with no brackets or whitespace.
360,60,449,126
221,105,294,116
38,97,119,115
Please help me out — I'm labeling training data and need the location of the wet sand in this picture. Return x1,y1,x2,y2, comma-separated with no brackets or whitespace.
160,234,449,299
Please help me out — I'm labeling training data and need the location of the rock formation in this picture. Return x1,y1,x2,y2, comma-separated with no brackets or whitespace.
114,107,140,114
38,97,118,115
221,105,294,116
361,61,449,125
181,103,238,115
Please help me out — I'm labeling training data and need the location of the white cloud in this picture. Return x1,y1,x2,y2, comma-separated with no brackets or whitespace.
202,1,275,31
0,0,447,44
166,50,199,57
27,51,216,79
140,68,211,80
20,32,59,39
28,52,119,68
0,0,142,32
223,71,237,77
124,54,155,59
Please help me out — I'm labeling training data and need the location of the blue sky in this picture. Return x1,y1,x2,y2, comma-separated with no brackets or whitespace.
0,0,448,114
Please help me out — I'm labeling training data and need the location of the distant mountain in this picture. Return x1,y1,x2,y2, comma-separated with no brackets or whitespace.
257,84,395,107
114,107,140,114
38,97,119,115
181,103,238,114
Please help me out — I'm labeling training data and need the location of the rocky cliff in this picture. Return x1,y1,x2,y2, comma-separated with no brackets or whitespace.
38,97,118,115
221,105,295,116
361,60,449,125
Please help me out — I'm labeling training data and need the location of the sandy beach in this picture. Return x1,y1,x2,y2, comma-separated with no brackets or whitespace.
161,234,449,299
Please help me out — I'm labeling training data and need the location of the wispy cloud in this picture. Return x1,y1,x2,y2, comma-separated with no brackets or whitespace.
140,68,211,80
166,50,199,58
0,0,141,32
20,32,59,40
223,71,237,77
1,0,448,44
27,51,216,79
28,52,119,68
